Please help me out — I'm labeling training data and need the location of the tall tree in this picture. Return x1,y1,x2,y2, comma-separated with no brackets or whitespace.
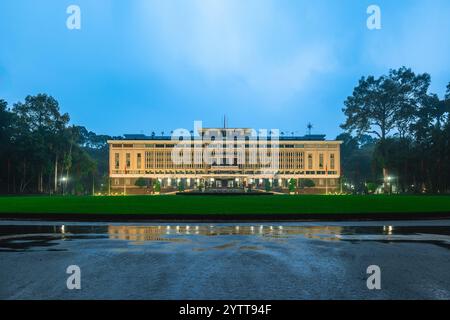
12,94,70,193
0,100,14,193
341,67,431,189
336,133,377,191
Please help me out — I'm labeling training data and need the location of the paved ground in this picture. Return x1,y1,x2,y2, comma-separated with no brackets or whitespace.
1,220,449,299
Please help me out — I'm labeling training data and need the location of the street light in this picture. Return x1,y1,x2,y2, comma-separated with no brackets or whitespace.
386,176,394,194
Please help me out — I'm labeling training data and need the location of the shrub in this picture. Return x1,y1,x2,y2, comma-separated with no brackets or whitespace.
135,177,147,188
366,182,378,194
300,179,315,188
264,179,272,192
153,180,161,193
288,178,297,193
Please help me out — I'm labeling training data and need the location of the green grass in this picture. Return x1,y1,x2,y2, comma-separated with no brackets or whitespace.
0,195,450,215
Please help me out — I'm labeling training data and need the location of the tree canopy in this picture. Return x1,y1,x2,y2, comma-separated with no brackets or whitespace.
0,94,116,195
341,67,450,193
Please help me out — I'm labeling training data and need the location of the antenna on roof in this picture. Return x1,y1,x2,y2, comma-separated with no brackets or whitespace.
223,115,227,129
307,122,313,135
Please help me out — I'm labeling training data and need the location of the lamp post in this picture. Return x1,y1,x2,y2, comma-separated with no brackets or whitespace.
387,176,392,195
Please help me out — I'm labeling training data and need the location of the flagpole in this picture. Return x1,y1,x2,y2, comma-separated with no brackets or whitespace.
124,165,127,196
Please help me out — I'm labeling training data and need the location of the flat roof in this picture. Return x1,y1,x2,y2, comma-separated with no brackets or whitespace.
118,133,330,141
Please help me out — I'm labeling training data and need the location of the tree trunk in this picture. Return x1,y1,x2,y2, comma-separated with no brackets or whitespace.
21,160,26,193
378,137,389,193
7,158,10,194
403,160,408,193
54,155,58,193
66,144,73,194
38,168,43,193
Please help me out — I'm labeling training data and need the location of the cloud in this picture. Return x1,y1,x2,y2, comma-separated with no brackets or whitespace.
365,0,450,77
131,0,337,104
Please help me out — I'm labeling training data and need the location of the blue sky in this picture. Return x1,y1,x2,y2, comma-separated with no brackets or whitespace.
1,0,450,138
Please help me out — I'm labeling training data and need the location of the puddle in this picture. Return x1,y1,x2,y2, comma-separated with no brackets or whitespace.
1,221,450,251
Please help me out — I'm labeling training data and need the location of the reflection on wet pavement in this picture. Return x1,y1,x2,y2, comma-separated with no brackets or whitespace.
1,220,450,299
1,222,450,252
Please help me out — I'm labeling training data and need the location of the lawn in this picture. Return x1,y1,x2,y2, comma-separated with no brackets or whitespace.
0,195,450,215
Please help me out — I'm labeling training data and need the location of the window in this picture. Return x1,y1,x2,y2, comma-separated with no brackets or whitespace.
126,153,131,169
307,154,313,169
319,153,324,169
137,153,142,169
114,153,120,169
298,152,304,169
330,154,335,170
114,179,120,185
145,151,153,169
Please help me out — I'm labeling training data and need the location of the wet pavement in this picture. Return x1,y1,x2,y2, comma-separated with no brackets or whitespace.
0,219,450,299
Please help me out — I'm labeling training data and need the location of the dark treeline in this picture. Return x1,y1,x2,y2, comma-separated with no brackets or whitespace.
1,67,449,195
339,67,450,193
0,94,120,195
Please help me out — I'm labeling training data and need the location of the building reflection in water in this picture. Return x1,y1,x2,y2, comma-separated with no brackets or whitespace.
107,225,343,244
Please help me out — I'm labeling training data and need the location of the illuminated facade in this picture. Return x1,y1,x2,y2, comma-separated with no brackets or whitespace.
108,127,342,194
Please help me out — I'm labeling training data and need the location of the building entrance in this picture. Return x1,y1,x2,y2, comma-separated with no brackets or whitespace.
215,179,236,188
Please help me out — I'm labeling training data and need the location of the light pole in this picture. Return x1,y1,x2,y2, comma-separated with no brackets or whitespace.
387,176,392,195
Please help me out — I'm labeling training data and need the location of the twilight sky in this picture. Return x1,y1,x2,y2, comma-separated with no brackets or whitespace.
1,0,450,138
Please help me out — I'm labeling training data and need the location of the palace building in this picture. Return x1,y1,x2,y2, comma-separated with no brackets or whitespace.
108,126,342,194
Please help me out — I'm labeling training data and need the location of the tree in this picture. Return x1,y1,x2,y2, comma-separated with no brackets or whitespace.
288,178,297,193
264,179,271,192
75,125,120,195
153,180,161,193
12,94,70,193
0,100,12,147
336,133,377,190
0,94,111,195
342,68,429,140
366,182,378,194
0,100,14,193
341,67,431,189
178,180,185,192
